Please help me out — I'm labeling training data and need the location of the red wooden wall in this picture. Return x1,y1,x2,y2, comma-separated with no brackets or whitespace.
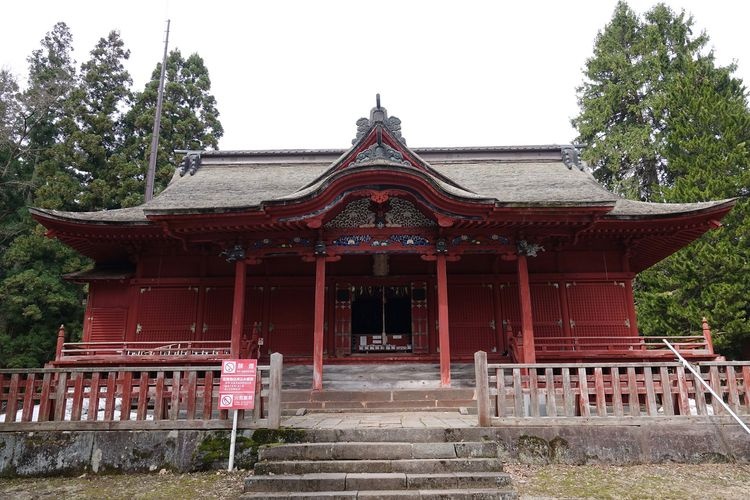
83,282,129,343
81,249,638,360
448,283,497,355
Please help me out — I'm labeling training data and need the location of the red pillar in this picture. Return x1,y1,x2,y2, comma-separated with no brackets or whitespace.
517,254,536,364
313,256,326,390
702,317,714,354
436,253,451,387
230,260,247,358
55,324,66,361
623,279,640,337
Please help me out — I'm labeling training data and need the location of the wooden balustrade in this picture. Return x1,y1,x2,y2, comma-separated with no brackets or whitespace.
0,354,282,431
475,356,750,425
53,340,233,366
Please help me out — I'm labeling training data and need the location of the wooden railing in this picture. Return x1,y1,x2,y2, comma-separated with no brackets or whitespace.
474,351,750,426
0,354,282,431
56,340,232,360
533,335,712,354
506,318,717,363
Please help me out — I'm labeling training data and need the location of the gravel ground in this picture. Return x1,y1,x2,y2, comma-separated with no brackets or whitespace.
506,463,750,499
1,463,749,499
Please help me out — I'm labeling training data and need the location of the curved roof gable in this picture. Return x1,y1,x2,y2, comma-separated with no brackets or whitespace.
30,98,734,228
288,97,476,200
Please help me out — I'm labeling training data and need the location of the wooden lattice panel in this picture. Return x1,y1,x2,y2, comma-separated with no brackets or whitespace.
88,308,127,343
267,286,315,356
134,287,199,342
448,283,497,355
411,282,429,354
202,287,233,341
531,283,564,339
566,281,630,344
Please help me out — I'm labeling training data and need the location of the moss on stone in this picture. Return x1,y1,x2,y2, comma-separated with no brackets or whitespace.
195,427,305,470
517,434,552,464
250,428,306,445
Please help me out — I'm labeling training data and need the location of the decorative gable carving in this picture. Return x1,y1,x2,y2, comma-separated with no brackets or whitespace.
351,143,412,167
324,197,436,229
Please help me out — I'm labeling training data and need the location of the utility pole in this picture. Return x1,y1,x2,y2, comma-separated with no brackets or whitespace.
145,19,170,202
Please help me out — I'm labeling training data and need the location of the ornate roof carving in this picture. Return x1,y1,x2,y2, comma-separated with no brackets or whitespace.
178,153,202,176
561,146,584,171
351,143,412,167
352,94,406,144
324,197,436,229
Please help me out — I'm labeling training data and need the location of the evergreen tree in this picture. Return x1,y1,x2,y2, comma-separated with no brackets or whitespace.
119,49,223,206
572,2,708,201
0,25,224,367
635,59,750,357
71,31,133,211
0,23,85,367
574,2,750,357
0,70,26,247
24,22,80,210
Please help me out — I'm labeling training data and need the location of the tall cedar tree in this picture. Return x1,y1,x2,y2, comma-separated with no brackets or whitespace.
0,27,224,367
573,2,750,357
573,2,707,201
0,70,26,248
0,23,86,368
118,49,223,206
635,60,750,358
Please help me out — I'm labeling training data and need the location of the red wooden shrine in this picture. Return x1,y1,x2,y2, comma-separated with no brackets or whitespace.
32,100,735,388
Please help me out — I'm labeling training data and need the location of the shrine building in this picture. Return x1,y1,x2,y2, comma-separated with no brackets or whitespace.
31,100,734,388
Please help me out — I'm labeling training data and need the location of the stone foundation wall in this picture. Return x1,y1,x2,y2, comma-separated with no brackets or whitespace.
0,423,747,477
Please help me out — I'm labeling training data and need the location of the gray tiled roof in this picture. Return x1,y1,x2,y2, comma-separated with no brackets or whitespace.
30,148,731,224
608,198,734,217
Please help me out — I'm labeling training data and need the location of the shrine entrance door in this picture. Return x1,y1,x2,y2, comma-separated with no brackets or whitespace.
334,281,429,355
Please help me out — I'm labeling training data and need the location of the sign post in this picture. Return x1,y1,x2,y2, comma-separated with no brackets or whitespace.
218,359,257,471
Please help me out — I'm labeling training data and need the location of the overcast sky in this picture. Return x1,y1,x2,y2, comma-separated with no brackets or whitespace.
3,1,749,151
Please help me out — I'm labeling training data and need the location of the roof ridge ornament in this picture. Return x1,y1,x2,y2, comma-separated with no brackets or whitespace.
561,146,584,171
178,152,202,176
352,94,406,145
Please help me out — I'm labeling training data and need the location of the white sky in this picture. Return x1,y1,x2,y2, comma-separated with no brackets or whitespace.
3,1,749,151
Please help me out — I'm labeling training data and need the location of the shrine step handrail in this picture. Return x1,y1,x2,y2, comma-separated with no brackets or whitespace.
663,340,750,436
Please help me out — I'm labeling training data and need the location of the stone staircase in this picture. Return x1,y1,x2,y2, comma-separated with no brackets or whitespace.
281,363,480,414
242,430,517,499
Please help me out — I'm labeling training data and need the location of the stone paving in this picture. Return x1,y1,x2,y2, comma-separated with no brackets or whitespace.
281,411,476,429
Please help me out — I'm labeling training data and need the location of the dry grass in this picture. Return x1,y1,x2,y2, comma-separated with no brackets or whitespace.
506,463,750,499
1,463,749,499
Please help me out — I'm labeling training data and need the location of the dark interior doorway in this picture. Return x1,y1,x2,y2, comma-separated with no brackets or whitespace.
351,285,412,353
351,287,383,334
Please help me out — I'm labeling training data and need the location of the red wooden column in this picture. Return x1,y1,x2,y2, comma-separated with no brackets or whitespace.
436,253,451,387
230,259,247,358
516,253,536,364
313,255,326,391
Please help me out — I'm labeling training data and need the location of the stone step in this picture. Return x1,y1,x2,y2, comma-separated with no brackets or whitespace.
281,388,477,413
254,457,505,475
283,406,477,415
256,426,495,443
244,472,513,493
283,389,476,402
281,363,478,390
241,488,518,499
258,442,499,462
